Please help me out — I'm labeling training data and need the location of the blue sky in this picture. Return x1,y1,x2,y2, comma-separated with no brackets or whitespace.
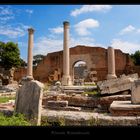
0,5,140,62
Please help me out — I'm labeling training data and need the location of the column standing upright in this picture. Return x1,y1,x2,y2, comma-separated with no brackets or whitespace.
61,21,72,86
27,28,34,80
107,46,117,80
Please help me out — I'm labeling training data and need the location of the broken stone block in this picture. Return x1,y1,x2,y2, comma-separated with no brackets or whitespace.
15,80,44,125
99,94,131,111
97,73,138,95
109,101,140,116
47,100,68,108
131,80,140,104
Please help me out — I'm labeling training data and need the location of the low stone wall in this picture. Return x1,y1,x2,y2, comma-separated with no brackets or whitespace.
99,94,131,111
42,93,131,111
43,94,99,108
41,109,139,126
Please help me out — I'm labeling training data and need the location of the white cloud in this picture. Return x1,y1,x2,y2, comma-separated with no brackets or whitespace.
0,16,14,21
0,6,13,15
49,27,63,34
0,23,30,38
74,18,99,36
111,39,140,54
34,37,63,55
33,35,102,56
0,6,14,23
71,5,112,17
119,25,135,35
70,36,96,47
25,9,33,15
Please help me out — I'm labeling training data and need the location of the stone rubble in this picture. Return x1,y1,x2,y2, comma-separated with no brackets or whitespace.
97,73,138,95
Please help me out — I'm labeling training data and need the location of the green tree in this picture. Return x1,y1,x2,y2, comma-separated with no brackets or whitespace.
0,42,21,69
131,50,140,65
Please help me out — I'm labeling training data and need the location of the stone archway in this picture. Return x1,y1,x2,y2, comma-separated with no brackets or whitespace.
70,55,92,84
70,54,97,84
72,60,88,85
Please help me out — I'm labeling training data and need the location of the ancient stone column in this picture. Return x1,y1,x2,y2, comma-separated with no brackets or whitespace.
27,28,34,80
107,46,117,79
61,21,72,86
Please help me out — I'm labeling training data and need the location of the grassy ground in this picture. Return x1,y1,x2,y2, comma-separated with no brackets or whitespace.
0,96,15,103
0,113,31,126
82,90,100,97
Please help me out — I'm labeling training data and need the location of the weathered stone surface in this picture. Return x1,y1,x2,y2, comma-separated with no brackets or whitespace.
61,21,72,86
136,116,140,125
15,80,44,125
96,114,137,126
99,94,131,111
0,91,16,97
45,105,81,111
47,100,68,108
63,90,84,94
43,94,99,108
110,101,140,116
43,93,131,111
97,73,138,95
131,80,140,104
0,102,14,116
62,85,97,91
107,47,117,80
41,109,138,126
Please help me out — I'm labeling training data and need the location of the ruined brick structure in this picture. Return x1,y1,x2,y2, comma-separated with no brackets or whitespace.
14,45,134,83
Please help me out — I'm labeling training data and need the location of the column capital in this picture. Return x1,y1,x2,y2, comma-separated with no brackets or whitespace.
63,21,70,27
28,28,35,34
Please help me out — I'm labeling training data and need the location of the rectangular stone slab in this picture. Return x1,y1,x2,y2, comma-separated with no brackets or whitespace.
110,101,140,116
15,80,44,125
47,100,68,108
97,73,138,95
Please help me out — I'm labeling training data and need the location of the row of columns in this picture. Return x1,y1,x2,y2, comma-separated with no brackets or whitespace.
26,21,117,84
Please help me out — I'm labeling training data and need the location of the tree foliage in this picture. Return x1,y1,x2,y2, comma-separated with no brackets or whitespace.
0,41,21,69
131,50,140,65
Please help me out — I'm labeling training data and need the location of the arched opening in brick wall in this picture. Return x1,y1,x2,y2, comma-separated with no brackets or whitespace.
72,60,89,85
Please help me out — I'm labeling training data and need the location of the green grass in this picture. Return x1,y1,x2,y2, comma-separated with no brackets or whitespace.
0,96,15,103
82,90,100,97
0,113,31,126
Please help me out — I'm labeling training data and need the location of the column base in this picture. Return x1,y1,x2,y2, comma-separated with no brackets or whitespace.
107,74,117,80
26,75,34,81
61,75,73,86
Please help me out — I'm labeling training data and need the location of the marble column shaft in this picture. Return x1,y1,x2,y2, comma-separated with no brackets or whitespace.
107,46,117,79
27,28,34,79
62,21,72,85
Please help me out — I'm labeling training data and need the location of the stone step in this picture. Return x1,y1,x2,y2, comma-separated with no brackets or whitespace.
109,101,140,116
47,100,68,108
46,106,81,111
61,86,97,91
41,109,139,126
63,90,84,94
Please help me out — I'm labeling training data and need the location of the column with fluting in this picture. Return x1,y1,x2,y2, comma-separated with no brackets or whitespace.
61,21,72,86
107,46,117,80
27,28,34,80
